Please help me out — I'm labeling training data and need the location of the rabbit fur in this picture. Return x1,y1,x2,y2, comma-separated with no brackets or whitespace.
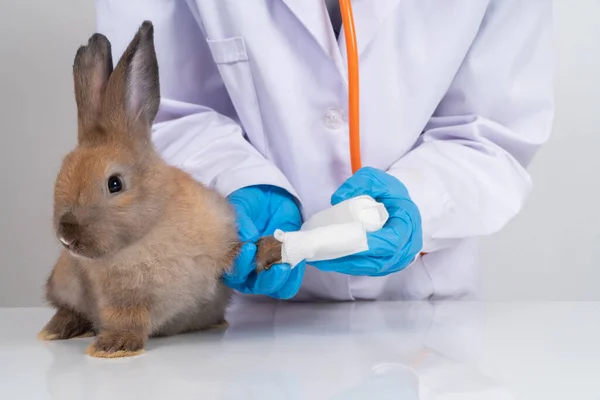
38,21,247,358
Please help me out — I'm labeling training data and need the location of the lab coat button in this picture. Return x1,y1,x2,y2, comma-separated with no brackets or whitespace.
324,108,344,130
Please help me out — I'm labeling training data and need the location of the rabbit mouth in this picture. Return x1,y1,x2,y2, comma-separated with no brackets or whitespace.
59,236,108,259
59,237,80,252
59,237,88,258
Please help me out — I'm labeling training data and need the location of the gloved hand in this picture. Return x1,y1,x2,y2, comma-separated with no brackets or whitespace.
311,167,423,276
223,185,306,299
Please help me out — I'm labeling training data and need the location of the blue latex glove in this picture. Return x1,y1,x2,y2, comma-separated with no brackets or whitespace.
224,185,306,299
311,167,423,276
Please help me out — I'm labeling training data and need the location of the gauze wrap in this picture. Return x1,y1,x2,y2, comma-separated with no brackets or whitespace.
273,195,389,268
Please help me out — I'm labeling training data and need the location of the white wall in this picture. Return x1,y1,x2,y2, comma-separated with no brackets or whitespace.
0,1,95,306
481,0,600,301
0,1,598,306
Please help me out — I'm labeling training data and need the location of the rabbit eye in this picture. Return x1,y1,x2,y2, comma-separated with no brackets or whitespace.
108,175,123,194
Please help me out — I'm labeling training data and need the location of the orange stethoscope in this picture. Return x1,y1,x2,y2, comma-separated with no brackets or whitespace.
339,0,361,173
339,2,428,257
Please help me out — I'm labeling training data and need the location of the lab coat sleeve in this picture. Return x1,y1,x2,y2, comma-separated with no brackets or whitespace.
94,0,297,198
387,0,554,253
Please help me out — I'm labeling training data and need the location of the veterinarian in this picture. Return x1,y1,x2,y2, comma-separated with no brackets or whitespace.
95,0,554,301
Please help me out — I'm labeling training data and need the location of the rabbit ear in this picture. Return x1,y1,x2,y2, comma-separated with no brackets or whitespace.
73,33,113,143
102,21,160,141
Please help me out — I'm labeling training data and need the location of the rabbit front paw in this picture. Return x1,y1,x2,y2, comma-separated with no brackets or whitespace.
38,308,95,341
86,331,145,358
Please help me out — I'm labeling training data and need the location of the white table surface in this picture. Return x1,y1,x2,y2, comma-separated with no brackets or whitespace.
1,301,599,399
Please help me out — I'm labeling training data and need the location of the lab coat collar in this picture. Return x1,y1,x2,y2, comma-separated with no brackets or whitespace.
280,0,401,82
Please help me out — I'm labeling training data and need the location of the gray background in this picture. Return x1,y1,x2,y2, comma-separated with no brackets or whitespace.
1,1,597,306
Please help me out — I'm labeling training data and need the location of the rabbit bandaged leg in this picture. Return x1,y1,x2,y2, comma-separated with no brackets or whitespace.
255,196,388,271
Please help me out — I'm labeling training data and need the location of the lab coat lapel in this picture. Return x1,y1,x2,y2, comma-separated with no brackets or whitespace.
338,0,402,58
280,0,401,83
280,0,346,76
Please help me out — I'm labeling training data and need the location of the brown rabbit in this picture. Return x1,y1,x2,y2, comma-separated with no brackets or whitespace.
37,21,282,358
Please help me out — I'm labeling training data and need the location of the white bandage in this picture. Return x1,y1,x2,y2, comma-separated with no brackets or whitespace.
274,195,389,268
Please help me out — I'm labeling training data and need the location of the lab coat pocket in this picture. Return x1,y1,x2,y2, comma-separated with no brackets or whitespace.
206,37,267,156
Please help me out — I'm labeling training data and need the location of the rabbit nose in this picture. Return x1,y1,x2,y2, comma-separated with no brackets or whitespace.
58,212,80,247
59,211,77,226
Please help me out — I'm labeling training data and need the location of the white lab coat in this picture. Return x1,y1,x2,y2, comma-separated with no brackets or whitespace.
95,0,554,301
